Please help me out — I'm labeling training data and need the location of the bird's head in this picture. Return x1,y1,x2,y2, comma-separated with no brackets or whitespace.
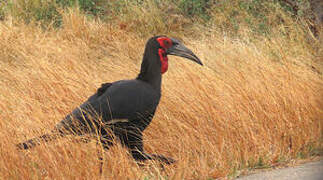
153,36,203,74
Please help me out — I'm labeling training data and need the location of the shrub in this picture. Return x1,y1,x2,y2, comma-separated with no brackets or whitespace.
176,0,214,21
7,0,62,27
0,1,6,20
5,0,109,28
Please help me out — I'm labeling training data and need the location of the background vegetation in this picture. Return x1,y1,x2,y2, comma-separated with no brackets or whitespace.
0,0,322,179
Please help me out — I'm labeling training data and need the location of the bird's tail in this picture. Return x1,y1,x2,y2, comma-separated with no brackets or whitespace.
16,132,63,150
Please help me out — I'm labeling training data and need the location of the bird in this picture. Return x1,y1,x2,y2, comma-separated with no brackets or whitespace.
16,35,203,165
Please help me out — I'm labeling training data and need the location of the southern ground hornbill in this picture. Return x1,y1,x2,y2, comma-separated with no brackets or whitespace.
17,35,203,165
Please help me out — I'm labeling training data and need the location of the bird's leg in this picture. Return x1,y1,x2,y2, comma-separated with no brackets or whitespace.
149,154,176,164
115,127,175,165
129,140,175,165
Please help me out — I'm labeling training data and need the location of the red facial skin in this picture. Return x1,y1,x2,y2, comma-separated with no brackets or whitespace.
158,49,168,74
156,37,173,74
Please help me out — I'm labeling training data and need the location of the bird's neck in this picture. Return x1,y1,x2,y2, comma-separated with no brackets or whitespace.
136,49,162,91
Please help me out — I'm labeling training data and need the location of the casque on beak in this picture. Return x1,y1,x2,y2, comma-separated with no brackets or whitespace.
166,38,203,66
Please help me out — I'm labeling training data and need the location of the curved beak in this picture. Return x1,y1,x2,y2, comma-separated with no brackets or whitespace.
166,38,203,66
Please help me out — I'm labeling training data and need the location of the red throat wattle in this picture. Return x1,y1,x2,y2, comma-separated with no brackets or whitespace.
158,48,168,74
156,37,172,74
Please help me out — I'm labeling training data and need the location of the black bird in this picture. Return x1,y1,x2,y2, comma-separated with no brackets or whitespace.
17,35,203,165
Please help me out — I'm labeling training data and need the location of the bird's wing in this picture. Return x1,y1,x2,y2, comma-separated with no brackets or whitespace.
56,80,159,134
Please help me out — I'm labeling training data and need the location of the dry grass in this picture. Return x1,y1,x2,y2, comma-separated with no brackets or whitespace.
0,10,322,179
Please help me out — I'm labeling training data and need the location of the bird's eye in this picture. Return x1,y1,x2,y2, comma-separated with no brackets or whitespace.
156,37,172,49
163,40,172,48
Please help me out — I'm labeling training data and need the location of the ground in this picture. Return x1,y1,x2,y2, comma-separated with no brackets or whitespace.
237,158,323,180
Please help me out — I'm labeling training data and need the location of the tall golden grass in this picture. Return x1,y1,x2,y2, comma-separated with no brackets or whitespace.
0,9,322,179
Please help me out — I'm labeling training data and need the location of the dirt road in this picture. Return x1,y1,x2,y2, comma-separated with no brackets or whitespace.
237,160,323,180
